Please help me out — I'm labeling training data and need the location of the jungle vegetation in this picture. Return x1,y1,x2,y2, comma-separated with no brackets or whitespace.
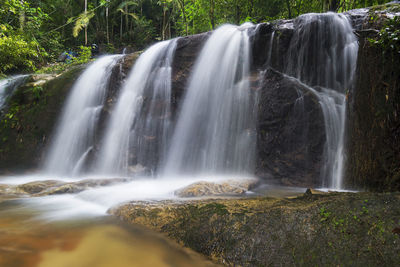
0,0,393,75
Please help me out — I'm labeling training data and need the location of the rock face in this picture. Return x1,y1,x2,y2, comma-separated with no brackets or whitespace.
110,192,400,266
171,33,209,113
255,69,325,187
0,66,84,172
346,4,400,191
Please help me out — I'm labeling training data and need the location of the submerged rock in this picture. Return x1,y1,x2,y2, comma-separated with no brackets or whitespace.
0,177,129,199
16,180,63,194
174,178,259,197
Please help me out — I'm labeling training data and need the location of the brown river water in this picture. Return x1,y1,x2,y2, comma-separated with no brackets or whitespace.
0,199,218,267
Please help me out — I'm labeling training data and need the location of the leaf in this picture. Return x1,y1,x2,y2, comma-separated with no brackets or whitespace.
72,11,95,37
117,9,139,20
117,1,139,10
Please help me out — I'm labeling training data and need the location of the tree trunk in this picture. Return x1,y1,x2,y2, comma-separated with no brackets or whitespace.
120,12,123,41
235,0,240,25
286,0,292,19
296,0,303,16
328,0,340,11
210,0,215,29
162,3,167,40
84,0,87,45
125,5,129,36
19,0,25,31
248,0,254,18
183,0,188,35
106,7,109,44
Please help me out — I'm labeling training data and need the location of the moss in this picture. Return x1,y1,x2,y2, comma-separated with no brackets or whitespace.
111,192,400,266
369,3,400,13
0,65,84,172
347,10,400,191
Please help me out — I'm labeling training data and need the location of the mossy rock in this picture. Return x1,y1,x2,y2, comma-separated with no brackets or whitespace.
111,192,400,266
0,65,84,172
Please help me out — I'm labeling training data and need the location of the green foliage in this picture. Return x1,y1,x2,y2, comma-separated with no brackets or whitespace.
105,43,116,53
0,0,396,74
319,207,331,222
371,16,400,56
72,11,95,38
75,46,92,64
0,0,55,74
132,16,156,47
36,46,92,74
31,86,43,100
0,30,39,73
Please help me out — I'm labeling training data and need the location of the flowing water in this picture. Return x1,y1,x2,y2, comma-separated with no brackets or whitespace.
44,55,122,176
96,39,177,176
0,13,361,266
163,23,258,176
0,75,28,111
282,13,358,189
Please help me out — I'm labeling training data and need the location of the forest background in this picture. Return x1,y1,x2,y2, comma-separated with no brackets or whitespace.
0,0,393,75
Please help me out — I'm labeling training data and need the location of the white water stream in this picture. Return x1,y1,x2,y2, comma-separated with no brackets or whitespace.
44,55,122,176
163,23,258,176
0,75,28,110
284,13,358,189
96,39,177,176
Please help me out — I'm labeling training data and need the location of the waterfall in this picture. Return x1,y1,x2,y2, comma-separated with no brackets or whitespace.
44,55,122,176
96,39,177,176
284,13,358,189
163,23,258,176
0,75,28,111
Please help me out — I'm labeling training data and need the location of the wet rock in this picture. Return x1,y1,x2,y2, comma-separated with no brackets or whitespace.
128,164,147,176
36,178,129,196
26,74,60,87
0,184,18,195
174,178,259,197
346,5,400,191
16,180,62,194
120,52,141,75
111,192,400,266
44,183,83,195
0,177,130,198
256,69,325,187
171,33,210,113
0,65,84,172
304,188,328,196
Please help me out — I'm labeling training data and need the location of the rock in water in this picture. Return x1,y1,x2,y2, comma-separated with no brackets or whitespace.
174,178,259,197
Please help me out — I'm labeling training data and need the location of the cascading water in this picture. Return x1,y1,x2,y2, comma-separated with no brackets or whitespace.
163,23,258,176
284,13,358,189
0,10,365,227
0,75,28,111
96,39,177,176
44,55,122,176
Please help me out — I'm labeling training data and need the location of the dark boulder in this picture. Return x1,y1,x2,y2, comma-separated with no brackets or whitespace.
255,69,325,187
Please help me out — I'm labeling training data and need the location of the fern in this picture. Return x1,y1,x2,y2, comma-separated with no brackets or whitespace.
72,10,95,38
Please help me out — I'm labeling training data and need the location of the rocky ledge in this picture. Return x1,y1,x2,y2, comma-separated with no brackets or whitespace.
110,191,400,266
